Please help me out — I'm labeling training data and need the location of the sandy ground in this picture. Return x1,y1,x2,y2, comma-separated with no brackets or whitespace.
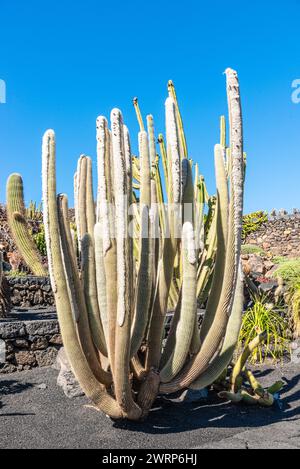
0,363,299,449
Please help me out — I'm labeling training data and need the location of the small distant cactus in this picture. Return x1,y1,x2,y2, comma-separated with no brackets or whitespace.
26,200,43,221
6,174,47,276
42,68,245,420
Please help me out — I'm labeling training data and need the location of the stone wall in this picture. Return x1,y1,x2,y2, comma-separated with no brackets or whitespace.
8,276,54,308
0,315,62,373
245,209,300,258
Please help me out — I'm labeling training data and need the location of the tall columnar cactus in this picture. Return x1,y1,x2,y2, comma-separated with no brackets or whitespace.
6,174,47,276
42,68,245,420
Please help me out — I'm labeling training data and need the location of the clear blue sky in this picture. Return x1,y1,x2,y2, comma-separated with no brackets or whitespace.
0,0,299,213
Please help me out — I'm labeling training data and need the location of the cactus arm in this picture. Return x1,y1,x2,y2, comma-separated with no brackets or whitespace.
243,369,265,396
167,80,187,159
220,115,226,148
189,264,243,390
56,194,111,384
165,96,181,205
70,227,78,260
153,155,166,235
85,157,96,240
159,222,197,382
160,157,196,368
42,130,122,419
158,134,170,203
196,205,217,298
146,93,184,370
131,355,147,380
146,219,176,370
133,97,145,131
103,239,118,374
190,314,201,355
96,116,118,374
159,289,182,369
230,331,267,392
123,124,136,327
110,108,142,420
81,233,108,356
130,131,152,357
199,144,229,341
57,194,81,322
76,156,88,243
6,174,46,276
147,115,160,321
94,223,109,343
160,68,244,393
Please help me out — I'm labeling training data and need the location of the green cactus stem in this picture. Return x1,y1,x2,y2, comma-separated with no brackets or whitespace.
6,173,46,276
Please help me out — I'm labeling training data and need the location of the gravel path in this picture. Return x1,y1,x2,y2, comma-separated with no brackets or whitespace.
0,363,299,449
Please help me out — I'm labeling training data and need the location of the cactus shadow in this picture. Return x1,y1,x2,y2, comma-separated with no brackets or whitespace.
0,379,34,396
112,374,300,434
0,379,35,415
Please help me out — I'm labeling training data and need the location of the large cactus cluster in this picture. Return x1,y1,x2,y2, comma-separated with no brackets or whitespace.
41,68,245,420
6,174,47,276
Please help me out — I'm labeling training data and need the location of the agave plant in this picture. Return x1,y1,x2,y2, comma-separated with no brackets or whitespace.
42,68,244,420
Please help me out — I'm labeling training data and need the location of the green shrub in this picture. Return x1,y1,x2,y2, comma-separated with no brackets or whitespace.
238,295,291,364
6,270,27,278
272,256,288,264
272,258,300,283
242,211,268,240
287,284,300,338
241,244,266,255
272,258,300,337
33,225,47,257
26,200,43,221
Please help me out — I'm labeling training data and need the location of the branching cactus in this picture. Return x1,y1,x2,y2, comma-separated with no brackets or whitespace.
42,68,245,421
6,174,47,276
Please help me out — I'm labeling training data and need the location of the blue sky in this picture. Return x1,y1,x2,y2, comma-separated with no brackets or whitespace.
0,0,299,213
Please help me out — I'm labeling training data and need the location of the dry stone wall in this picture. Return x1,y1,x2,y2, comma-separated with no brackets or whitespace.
245,209,300,258
8,276,54,308
0,316,62,373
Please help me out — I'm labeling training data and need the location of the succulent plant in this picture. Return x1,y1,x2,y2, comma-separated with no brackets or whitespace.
42,68,245,420
6,174,47,276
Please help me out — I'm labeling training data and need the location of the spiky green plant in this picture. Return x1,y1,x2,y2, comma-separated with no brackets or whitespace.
242,211,268,240
33,224,47,257
6,174,47,276
25,200,43,221
238,295,291,363
272,258,300,337
42,68,245,421
272,258,300,282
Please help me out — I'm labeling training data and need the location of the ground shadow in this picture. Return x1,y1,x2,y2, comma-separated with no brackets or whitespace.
112,368,300,435
0,379,34,396
0,379,35,412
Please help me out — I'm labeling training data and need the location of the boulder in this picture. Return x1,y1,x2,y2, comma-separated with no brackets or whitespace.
54,348,84,398
244,254,265,275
